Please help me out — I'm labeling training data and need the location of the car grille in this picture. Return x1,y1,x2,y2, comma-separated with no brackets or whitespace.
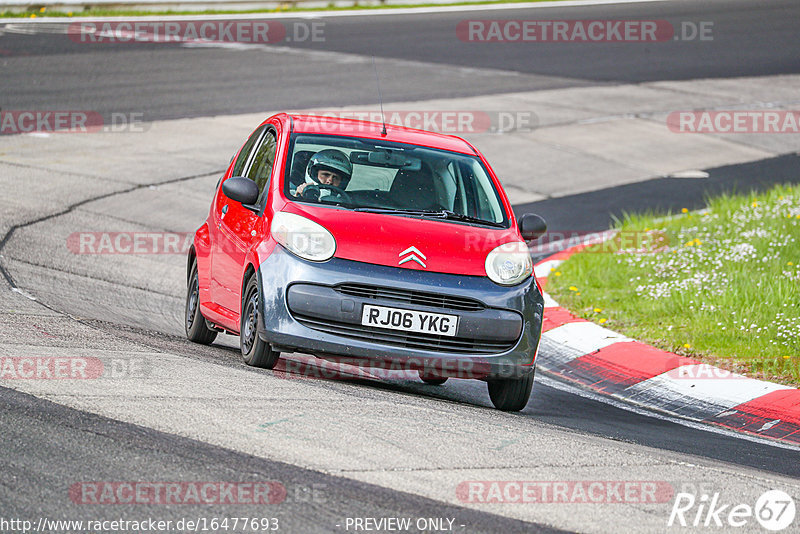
335,283,484,312
293,315,515,355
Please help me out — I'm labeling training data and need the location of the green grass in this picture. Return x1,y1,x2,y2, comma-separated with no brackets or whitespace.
547,183,800,386
0,0,563,18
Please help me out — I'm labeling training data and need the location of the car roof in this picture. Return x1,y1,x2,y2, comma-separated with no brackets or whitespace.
282,114,479,156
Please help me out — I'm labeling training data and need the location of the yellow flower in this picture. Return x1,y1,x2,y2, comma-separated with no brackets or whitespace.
568,286,578,291
683,343,691,349
784,355,791,360
576,292,581,296
67,11,73,16
599,318,607,324
550,267,556,272
39,6,45,11
796,214,800,219
554,271,562,277
752,201,758,207
593,308,602,313
788,262,794,266
30,13,36,17
681,208,688,213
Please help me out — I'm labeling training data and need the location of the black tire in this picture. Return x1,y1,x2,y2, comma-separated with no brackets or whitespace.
419,371,448,385
240,274,280,369
487,369,534,412
185,261,217,345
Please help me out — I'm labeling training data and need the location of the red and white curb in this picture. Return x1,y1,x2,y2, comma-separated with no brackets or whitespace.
533,249,800,446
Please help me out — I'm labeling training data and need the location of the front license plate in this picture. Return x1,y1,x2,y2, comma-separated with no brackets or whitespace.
361,304,459,337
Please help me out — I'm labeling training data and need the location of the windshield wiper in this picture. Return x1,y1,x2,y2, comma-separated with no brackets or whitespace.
432,210,506,228
353,207,505,227
353,207,433,215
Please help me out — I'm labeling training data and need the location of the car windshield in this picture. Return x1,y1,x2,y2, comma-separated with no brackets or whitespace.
284,133,508,227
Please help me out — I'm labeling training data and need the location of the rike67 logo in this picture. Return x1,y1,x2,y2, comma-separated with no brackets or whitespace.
668,489,796,531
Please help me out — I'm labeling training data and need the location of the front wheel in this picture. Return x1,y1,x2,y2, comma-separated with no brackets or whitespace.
240,274,280,369
487,370,534,412
185,261,217,345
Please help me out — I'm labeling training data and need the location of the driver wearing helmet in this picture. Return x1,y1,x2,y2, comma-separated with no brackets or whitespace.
296,149,352,200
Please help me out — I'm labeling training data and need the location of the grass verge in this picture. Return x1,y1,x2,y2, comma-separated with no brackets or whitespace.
547,183,800,386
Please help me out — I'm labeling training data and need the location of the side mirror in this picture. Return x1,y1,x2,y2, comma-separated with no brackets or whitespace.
222,176,259,206
519,213,547,241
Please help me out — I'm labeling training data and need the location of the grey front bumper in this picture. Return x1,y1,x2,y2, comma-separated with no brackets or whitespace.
257,246,544,379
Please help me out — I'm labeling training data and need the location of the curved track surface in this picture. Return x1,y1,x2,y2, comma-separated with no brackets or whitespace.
1,0,799,120
1,1,799,532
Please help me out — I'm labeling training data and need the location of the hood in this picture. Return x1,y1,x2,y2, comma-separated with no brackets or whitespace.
286,204,523,277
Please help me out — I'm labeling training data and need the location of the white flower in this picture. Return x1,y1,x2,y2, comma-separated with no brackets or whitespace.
728,243,757,262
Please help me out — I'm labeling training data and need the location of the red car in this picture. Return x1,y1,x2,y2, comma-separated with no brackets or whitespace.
185,113,547,411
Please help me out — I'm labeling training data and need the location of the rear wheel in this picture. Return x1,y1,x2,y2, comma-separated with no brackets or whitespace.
419,371,448,385
487,370,534,412
185,261,217,345
241,274,280,369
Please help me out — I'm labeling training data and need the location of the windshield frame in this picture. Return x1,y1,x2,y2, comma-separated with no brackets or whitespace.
281,133,511,229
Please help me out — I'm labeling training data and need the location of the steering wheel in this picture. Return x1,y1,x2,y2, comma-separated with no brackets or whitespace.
301,184,353,204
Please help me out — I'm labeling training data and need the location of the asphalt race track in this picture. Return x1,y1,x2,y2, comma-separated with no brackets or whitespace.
0,0,799,120
1,1,799,533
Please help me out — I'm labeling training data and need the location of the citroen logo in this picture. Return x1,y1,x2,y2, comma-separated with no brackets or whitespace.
398,246,426,268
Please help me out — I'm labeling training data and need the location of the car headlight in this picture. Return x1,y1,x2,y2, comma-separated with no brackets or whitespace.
485,241,533,286
270,212,336,262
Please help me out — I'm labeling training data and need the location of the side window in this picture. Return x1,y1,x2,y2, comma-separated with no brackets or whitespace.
232,126,266,178
247,130,277,199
